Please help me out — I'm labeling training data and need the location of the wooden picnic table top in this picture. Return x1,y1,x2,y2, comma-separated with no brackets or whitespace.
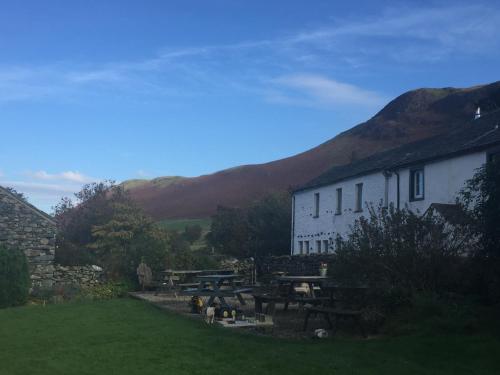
196,274,240,281
276,275,329,283
162,269,234,275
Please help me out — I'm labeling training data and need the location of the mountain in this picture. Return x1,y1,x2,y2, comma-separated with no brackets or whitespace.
123,81,500,220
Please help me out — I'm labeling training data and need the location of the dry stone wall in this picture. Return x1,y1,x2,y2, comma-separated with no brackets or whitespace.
0,187,57,287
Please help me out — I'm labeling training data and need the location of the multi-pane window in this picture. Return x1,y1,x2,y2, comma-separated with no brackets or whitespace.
323,240,329,253
313,193,320,218
410,168,424,201
335,188,342,215
355,183,363,212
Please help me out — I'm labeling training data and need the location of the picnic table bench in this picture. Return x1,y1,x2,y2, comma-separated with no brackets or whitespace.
302,284,369,336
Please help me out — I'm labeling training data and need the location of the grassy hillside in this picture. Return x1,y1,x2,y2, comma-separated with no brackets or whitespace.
124,81,500,220
156,218,211,233
0,299,499,375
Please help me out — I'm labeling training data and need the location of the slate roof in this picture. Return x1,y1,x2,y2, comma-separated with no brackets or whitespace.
296,111,500,192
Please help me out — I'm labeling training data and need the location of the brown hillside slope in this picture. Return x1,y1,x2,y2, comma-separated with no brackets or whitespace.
124,81,500,220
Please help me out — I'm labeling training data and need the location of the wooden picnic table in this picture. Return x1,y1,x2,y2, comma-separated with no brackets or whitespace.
181,274,251,308
253,275,330,314
160,269,235,290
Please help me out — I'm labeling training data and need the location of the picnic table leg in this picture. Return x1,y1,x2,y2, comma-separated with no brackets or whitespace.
255,297,263,313
236,293,246,306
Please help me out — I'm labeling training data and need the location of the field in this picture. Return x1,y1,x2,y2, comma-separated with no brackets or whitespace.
156,218,211,233
1,298,499,375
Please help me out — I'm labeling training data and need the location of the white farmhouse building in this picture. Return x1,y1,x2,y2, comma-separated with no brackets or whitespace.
291,112,500,255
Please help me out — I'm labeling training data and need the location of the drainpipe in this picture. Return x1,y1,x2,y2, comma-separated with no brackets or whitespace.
290,195,295,256
394,170,400,210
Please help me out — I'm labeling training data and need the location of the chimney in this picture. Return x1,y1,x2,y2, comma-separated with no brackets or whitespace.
474,106,481,120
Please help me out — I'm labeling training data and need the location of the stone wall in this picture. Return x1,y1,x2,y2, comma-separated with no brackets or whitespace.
0,187,57,287
52,264,104,288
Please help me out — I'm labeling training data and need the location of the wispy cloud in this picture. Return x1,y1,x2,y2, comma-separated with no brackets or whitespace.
268,74,387,109
0,170,99,212
0,3,498,106
28,170,94,184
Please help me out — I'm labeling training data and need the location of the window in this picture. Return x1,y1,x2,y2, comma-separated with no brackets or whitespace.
335,188,342,215
298,241,303,255
355,183,363,212
488,150,500,163
323,240,329,253
304,241,310,255
410,168,424,201
313,193,320,218
316,240,321,253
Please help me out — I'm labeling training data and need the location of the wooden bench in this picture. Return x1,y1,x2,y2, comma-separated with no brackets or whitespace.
303,306,366,337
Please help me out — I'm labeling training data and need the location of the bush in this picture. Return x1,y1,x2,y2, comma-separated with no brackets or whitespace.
0,245,30,308
330,204,469,311
79,281,131,300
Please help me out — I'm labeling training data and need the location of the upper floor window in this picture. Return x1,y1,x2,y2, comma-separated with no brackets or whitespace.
313,192,320,218
335,188,342,215
410,168,425,201
355,183,363,212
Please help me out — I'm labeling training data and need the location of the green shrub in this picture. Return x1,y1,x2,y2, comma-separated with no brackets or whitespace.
0,245,30,308
79,281,131,300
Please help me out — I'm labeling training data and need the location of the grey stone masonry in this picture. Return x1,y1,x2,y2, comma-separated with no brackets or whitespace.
0,186,57,288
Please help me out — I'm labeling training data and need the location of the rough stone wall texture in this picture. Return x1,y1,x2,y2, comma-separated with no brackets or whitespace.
0,187,57,287
52,265,104,288
260,254,335,277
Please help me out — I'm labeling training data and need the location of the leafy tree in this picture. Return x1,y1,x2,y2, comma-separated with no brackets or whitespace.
182,224,203,244
209,206,250,258
247,192,291,259
459,157,500,302
208,192,292,261
54,181,169,282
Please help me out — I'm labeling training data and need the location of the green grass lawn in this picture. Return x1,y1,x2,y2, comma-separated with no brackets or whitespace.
0,298,499,375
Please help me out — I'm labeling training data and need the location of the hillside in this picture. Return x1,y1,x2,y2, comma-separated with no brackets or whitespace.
123,81,500,220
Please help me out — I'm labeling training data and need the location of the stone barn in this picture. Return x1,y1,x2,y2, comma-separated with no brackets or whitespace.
0,186,56,288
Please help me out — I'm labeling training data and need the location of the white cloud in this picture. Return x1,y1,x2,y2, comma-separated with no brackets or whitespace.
269,74,387,109
30,170,94,183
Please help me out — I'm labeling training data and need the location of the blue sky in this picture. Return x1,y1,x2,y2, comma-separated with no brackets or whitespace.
1,0,499,212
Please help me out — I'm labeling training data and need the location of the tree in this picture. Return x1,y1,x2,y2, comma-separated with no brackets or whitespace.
54,181,169,282
208,192,292,260
183,224,203,244
209,206,250,258
459,157,500,302
247,192,291,259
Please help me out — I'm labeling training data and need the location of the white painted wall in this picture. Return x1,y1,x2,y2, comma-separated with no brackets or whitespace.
291,151,487,255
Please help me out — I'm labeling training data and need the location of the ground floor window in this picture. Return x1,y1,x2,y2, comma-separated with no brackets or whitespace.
305,241,310,255
298,241,303,255
323,239,329,253
316,240,321,253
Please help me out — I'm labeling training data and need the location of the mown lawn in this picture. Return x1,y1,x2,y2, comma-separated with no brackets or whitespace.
0,298,499,375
